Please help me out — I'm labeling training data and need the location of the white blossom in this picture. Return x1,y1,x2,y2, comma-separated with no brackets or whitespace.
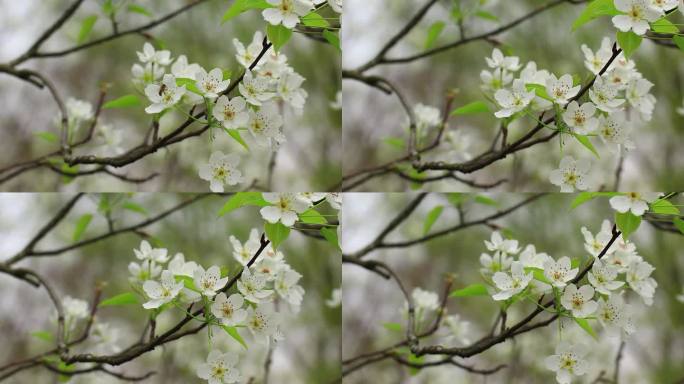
196,350,241,384
626,260,657,305
136,42,172,66
198,151,244,192
63,296,89,320
543,256,578,288
325,288,341,307
485,48,521,72
480,68,513,92
246,103,284,148
588,259,624,295
484,231,520,257
195,67,229,99
597,112,635,152
193,265,229,297
132,62,164,86
625,77,656,120
128,260,161,283
134,240,169,263
211,293,247,326
260,193,309,226
612,0,662,35
171,55,202,79
142,270,184,309
237,267,273,303
589,76,625,113
546,74,580,104
144,74,186,114
609,192,661,216
274,268,305,308
491,261,533,301
234,32,266,69
277,71,308,111
230,229,261,266
596,295,635,335
544,342,589,384
411,287,439,311
479,252,513,275
549,156,591,192
581,220,616,257
442,314,471,346
262,0,313,29
246,305,279,342
212,96,249,129
562,101,598,134
519,244,552,269
494,79,535,118
561,284,598,318
581,37,612,75
168,253,199,277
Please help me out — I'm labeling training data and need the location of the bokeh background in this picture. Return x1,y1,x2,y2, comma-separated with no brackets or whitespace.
0,0,341,192
342,193,684,383
0,193,341,383
343,0,684,191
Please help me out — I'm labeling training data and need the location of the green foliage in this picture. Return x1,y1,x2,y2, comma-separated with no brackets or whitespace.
302,12,329,28
99,292,138,307
35,131,58,143
223,128,250,151
450,283,488,297
264,222,290,250
323,30,341,51
31,330,53,342
570,192,621,209
320,227,340,250
525,83,553,101
673,35,684,52
572,133,600,158
615,211,641,239
424,21,445,49
423,205,444,235
175,78,202,95
176,275,200,292
616,31,642,58
574,317,598,340
127,4,153,18
673,217,684,235
651,18,678,34
527,267,550,284
383,137,406,150
218,192,269,216
222,0,271,23
383,322,402,332
221,325,248,349
572,0,620,31
474,195,498,206
77,15,98,44
122,201,147,215
103,94,142,109
73,214,93,241
267,24,292,52
299,209,327,225
650,199,680,215
450,101,489,116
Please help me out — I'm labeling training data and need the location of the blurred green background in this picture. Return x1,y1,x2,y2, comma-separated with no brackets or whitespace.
342,193,684,383
0,0,341,192
0,193,341,383
343,0,684,191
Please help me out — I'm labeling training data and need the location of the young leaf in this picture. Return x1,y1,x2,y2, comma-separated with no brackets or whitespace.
320,227,340,250
122,201,147,215
323,29,341,51
673,35,684,52
651,18,678,34
474,195,498,206
264,222,290,250
222,0,271,23
383,322,402,332
266,24,292,52
175,275,200,292
527,268,550,284
615,211,641,239
99,292,138,307
73,214,93,241
31,331,54,342
450,283,488,297
572,133,600,158
383,137,406,150
127,4,152,17
35,131,58,143
221,325,248,349
474,11,498,21
77,15,98,44
102,94,141,109
423,205,444,235
673,217,684,235
298,209,327,225
574,318,598,340
525,83,553,101
223,128,250,151
572,0,620,31
616,30,642,58
218,192,269,216
424,21,445,49
649,199,680,215
301,12,329,28
451,101,489,116
175,78,202,95
570,192,621,209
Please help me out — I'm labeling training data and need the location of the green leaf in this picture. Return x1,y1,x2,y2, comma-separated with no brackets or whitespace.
615,211,641,239
673,217,684,235
572,0,620,31
221,325,248,349
122,201,147,215
650,199,680,215
99,292,138,307
102,0,114,16
474,195,498,206
266,24,292,52
223,128,250,151
383,137,405,150
301,12,329,28
570,192,621,209
77,15,98,44
35,131,58,143
474,10,498,21
73,214,93,241
525,83,553,101
527,268,550,284
222,0,271,23
298,209,327,225
383,322,402,332
572,133,600,158
450,283,488,297
175,275,200,292
175,78,202,95
264,222,290,250
423,205,444,235
31,330,54,342
651,18,679,34
218,192,269,216
323,29,341,51
424,21,445,49
127,4,152,17
616,30,642,58
320,227,340,250
673,35,684,52
574,317,598,340
451,101,489,116
103,94,141,109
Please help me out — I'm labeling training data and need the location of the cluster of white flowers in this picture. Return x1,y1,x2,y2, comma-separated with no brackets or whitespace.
404,287,472,346
611,0,678,35
476,224,657,383
258,192,340,227
261,0,342,28
609,192,662,216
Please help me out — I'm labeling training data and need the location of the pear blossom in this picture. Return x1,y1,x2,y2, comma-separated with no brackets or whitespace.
195,67,229,99
543,256,578,288
234,32,266,69
144,74,186,114
237,267,273,303
627,260,657,305
326,193,342,210
128,259,162,283
479,252,513,275
211,293,247,326
63,296,89,320
171,55,202,79
260,193,309,226
597,112,635,152
274,268,305,308
596,295,635,335
168,253,199,277
65,98,94,122
609,192,662,216
254,257,285,280
546,74,580,104
612,0,662,35
136,42,172,66
519,244,552,269
262,0,313,29
605,66,634,90
132,62,164,86
246,305,279,341
277,71,308,111
493,79,535,118
649,0,678,11
193,265,229,297
520,61,550,85
240,71,276,106
330,90,342,110
298,192,327,205
444,130,474,162
529,279,553,295
485,48,521,71
142,270,184,309
326,288,341,307
134,240,169,263
549,156,591,192
588,259,624,295
198,151,244,192
544,342,589,384
581,37,612,74
212,96,249,129
589,76,625,112
246,103,285,148
562,101,598,134
196,350,241,384
414,103,442,129
230,229,261,265
442,314,471,345
480,68,513,92
491,261,533,301
581,220,616,257
412,287,440,311
561,284,598,317
604,249,637,273
625,78,656,120
484,231,520,256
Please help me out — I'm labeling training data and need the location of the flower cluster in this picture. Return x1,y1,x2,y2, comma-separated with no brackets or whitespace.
259,192,340,227
611,0,678,35
476,224,657,383
403,287,472,346
126,237,305,383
